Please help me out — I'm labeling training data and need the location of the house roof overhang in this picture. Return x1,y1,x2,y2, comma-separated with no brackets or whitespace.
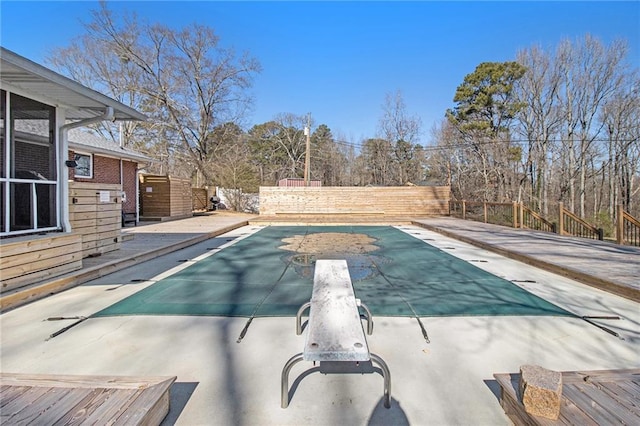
0,47,147,122
68,141,152,165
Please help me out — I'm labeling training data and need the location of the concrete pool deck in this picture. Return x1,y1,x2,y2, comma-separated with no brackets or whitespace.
1,214,639,425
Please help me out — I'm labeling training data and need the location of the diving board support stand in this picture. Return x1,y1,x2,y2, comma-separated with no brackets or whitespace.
282,259,391,409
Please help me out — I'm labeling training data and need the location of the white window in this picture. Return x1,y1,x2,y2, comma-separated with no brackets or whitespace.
1,90,59,236
74,152,92,178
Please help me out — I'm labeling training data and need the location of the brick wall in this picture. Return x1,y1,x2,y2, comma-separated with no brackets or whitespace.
92,156,121,184
16,141,52,179
69,152,121,184
69,151,140,214
121,160,138,214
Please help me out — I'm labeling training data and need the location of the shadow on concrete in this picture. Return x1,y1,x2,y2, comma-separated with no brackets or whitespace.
286,362,389,406
483,378,502,402
161,382,198,425
367,396,409,425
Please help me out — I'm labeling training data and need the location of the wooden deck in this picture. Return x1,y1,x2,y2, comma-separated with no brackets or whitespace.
414,217,640,302
0,373,176,425
494,369,640,425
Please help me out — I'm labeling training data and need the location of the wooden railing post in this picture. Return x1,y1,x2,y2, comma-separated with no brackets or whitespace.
558,202,565,235
519,203,524,229
617,204,624,245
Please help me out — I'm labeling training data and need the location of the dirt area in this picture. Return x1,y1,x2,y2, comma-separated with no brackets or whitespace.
279,232,379,254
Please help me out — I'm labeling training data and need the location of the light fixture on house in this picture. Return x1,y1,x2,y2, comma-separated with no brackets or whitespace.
65,160,78,168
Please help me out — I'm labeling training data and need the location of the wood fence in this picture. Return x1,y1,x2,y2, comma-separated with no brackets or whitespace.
449,201,517,227
1,181,123,293
617,205,640,246
192,188,208,211
139,175,192,219
260,186,451,216
69,182,123,256
0,233,83,294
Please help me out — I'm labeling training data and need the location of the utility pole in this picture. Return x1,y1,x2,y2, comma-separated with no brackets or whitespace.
303,113,311,186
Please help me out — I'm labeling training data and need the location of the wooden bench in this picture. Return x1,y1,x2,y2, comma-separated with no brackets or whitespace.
281,259,391,409
122,211,137,227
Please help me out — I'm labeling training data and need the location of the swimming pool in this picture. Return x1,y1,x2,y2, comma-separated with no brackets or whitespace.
94,226,572,318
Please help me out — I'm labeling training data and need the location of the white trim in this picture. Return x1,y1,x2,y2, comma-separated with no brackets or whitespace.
2,90,9,234
0,80,68,115
68,141,150,164
0,90,61,236
135,166,140,222
57,108,69,233
73,151,93,179
1,47,147,121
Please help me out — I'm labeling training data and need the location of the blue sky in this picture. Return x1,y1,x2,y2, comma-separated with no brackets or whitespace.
1,1,639,145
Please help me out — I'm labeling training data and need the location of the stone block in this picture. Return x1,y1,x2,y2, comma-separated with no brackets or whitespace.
519,364,563,420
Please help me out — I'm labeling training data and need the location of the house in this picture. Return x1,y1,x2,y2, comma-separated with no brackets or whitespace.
0,46,146,303
67,128,150,222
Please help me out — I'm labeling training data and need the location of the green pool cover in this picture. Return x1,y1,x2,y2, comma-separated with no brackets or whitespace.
94,226,573,318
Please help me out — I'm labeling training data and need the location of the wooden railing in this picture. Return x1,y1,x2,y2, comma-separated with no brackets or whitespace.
519,204,557,233
449,200,517,227
558,202,603,240
617,205,640,246
451,200,611,242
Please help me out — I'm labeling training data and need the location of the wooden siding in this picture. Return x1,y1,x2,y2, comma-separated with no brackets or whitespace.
0,233,82,292
69,182,122,257
259,186,451,216
140,175,192,219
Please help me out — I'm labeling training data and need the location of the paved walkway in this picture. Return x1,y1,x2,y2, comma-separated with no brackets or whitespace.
413,217,640,302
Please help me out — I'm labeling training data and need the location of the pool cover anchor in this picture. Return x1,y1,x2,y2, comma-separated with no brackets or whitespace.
237,317,254,343
237,229,311,344
369,258,431,344
416,317,430,344
45,316,88,341
581,316,623,340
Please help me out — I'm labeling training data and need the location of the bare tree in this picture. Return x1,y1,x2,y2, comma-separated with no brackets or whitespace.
376,91,424,185
556,35,628,217
515,45,563,215
602,74,640,214
377,90,422,144
48,1,260,183
247,114,308,184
